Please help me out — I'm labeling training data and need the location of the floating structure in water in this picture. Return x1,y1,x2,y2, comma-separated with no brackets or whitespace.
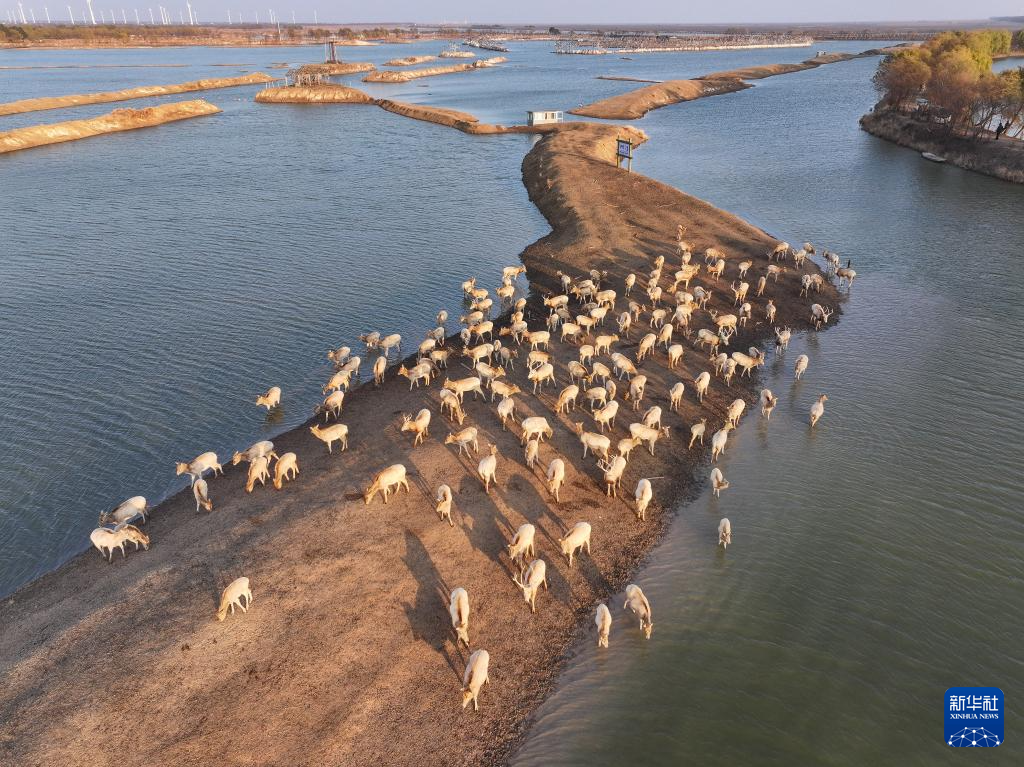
463,37,510,53
554,33,813,55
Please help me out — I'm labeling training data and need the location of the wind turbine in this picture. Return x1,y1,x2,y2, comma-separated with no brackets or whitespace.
67,4,74,23
185,0,192,24
45,6,51,23
85,0,95,24
17,2,26,23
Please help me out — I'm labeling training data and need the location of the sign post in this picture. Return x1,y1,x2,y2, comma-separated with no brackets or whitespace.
615,138,633,172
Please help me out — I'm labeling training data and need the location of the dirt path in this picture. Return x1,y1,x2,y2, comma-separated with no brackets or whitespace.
0,122,840,767
0,73,275,117
571,46,908,119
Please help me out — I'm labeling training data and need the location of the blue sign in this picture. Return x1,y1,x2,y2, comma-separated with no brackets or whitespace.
616,139,632,158
945,687,1003,747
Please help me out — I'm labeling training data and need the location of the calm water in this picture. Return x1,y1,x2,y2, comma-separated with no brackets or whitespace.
3,39,1022,764
515,54,1024,766
0,42,551,591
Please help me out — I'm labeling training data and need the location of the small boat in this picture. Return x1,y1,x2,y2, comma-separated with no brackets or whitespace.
921,152,946,163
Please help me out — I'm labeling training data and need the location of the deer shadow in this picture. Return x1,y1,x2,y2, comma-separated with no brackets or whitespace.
399,528,463,682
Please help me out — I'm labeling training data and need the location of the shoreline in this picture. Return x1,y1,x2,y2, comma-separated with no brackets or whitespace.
571,45,907,119
0,72,275,117
0,99,221,154
0,115,840,765
860,108,1024,184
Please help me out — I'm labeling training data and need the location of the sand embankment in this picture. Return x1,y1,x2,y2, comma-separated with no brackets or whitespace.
0,117,839,766
255,85,375,105
385,55,438,67
295,61,376,76
254,83,542,136
861,108,1024,183
374,99,547,135
0,99,221,155
597,75,663,83
574,78,749,119
363,57,507,82
572,45,908,119
0,73,274,117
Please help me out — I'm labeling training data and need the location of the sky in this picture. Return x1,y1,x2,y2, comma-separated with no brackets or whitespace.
3,0,1023,26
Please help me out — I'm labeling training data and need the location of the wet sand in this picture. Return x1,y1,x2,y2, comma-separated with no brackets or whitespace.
0,115,839,766
572,46,908,119
0,99,221,154
0,73,275,117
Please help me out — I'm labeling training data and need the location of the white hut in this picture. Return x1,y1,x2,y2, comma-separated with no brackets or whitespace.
527,110,564,127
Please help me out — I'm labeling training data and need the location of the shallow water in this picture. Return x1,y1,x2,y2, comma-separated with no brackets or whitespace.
3,39,1022,764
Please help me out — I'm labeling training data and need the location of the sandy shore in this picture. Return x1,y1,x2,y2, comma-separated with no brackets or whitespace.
0,114,839,766
860,108,1024,183
0,99,221,154
572,46,907,119
0,73,274,117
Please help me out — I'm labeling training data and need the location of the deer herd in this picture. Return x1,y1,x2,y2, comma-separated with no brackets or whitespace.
89,228,851,713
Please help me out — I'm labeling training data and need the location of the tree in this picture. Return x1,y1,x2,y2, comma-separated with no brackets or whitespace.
987,29,1012,55
927,47,983,127
873,50,931,105
998,67,1024,136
